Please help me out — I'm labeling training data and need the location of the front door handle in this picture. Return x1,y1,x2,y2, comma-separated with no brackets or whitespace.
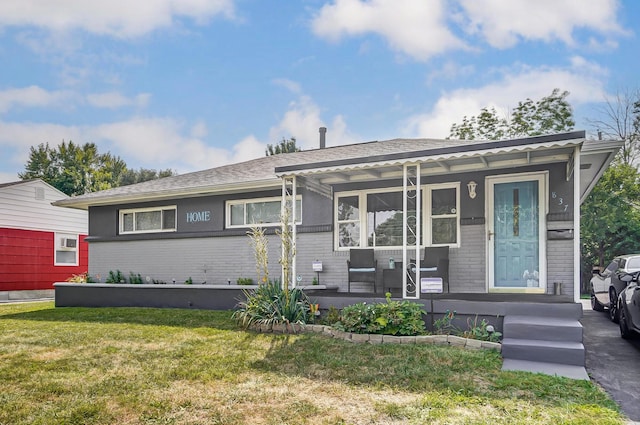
488,231,495,241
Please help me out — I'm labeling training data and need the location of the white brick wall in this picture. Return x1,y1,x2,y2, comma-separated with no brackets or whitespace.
89,222,573,294
546,221,574,295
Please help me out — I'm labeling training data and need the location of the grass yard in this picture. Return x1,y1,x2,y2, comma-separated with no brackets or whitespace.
0,302,624,425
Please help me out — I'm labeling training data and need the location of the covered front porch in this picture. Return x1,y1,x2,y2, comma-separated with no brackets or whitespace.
277,131,621,303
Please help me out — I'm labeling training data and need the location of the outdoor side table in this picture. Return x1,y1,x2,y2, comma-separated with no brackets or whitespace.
382,261,404,294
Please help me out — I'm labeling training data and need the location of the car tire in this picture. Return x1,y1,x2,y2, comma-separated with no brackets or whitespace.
619,302,634,339
591,292,605,312
609,289,619,323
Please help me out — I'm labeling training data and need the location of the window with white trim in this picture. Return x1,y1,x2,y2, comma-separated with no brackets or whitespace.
226,196,301,228
119,206,177,234
426,183,460,246
55,233,78,266
336,194,360,247
334,184,459,250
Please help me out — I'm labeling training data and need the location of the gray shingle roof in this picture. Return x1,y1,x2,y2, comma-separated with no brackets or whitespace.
52,132,589,209
53,137,468,208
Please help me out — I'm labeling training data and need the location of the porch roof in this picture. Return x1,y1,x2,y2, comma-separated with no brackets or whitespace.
275,131,622,204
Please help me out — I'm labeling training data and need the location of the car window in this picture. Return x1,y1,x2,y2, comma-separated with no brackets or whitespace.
627,257,640,271
604,261,618,275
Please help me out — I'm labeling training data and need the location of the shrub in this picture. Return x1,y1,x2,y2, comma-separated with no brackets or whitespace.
433,310,459,335
335,293,426,336
321,306,341,326
65,272,94,283
129,272,143,284
185,277,193,285
233,280,312,328
106,270,126,284
459,316,502,342
237,277,254,285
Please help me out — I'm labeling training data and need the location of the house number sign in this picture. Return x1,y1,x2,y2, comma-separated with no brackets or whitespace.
186,210,211,223
551,192,570,213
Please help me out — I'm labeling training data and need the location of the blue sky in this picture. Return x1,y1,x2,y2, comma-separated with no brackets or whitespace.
0,0,637,183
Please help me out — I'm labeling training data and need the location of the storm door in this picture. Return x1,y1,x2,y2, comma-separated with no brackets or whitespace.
487,174,546,291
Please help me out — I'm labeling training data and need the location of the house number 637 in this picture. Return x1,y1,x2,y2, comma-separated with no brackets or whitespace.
552,192,569,212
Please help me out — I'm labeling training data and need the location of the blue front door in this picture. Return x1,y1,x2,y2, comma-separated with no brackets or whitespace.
492,179,541,289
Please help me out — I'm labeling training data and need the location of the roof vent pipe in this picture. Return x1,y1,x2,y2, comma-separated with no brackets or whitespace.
319,127,327,149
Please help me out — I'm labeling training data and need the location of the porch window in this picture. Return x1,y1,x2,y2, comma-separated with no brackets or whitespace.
227,196,301,228
335,185,457,250
119,206,177,234
427,184,459,246
336,195,360,247
367,191,419,247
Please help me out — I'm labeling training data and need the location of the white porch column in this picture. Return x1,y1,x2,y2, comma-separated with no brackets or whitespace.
402,163,421,299
281,176,297,289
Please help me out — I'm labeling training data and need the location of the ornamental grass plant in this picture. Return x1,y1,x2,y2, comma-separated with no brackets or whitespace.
233,280,312,328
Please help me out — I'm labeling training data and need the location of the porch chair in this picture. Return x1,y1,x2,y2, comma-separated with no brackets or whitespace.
409,246,450,293
347,248,378,293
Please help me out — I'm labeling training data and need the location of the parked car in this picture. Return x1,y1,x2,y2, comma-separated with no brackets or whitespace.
618,271,640,339
590,254,640,323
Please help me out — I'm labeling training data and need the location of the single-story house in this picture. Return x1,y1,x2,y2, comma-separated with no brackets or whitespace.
0,179,88,301
53,130,621,303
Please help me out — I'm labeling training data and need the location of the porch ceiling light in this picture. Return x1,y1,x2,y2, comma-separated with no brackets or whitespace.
467,181,478,199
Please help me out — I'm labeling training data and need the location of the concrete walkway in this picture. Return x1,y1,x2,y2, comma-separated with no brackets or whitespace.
581,300,640,423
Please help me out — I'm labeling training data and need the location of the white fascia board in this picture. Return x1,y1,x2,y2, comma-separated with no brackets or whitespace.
281,139,583,177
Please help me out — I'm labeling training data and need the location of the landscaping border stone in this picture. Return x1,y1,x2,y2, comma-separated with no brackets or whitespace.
248,323,501,352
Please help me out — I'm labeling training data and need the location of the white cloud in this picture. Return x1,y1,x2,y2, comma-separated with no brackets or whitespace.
268,94,360,150
86,92,151,109
0,116,264,178
0,121,83,173
403,59,608,138
0,0,236,38
0,86,152,113
459,0,625,48
0,86,76,113
311,0,467,61
272,78,302,95
190,121,208,139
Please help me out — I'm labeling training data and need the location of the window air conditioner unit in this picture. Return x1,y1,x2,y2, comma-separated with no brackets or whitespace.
61,238,77,249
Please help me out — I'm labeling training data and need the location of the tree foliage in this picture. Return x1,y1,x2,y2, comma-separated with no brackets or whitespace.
448,88,575,140
265,137,300,156
118,168,176,186
19,141,175,196
581,87,640,292
581,162,640,273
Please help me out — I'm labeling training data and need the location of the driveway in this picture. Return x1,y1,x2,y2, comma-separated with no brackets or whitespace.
581,300,640,422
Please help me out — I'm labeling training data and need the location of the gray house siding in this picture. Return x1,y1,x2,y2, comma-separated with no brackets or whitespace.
85,162,576,294
88,187,332,242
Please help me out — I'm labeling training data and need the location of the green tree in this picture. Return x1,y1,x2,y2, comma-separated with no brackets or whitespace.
448,89,575,140
265,137,300,156
19,141,175,196
118,168,175,186
581,163,640,288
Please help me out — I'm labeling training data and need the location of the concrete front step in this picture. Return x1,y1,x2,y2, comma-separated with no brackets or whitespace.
503,315,583,342
501,337,585,366
502,359,589,380
503,302,583,320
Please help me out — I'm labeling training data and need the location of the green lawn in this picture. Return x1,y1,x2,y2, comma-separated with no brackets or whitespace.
0,302,623,425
